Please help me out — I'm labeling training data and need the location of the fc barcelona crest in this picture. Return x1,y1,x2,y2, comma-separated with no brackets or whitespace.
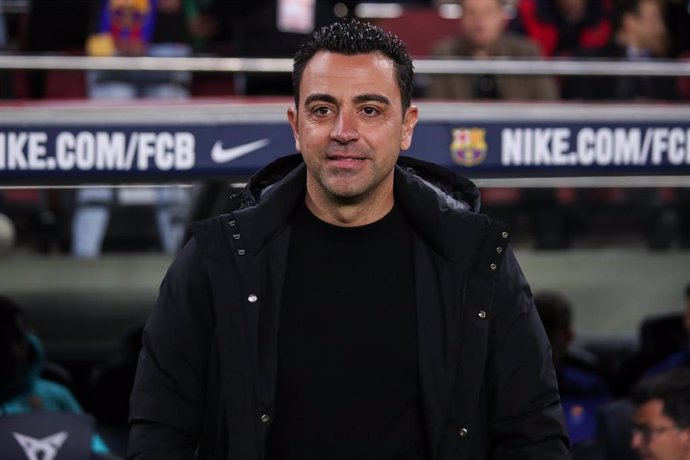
450,128,487,167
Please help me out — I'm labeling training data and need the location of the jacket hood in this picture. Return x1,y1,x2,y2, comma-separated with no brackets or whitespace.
232,154,481,213
189,154,484,262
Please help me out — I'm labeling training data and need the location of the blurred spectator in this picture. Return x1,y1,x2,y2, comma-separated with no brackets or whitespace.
22,0,92,99
535,291,611,446
183,0,220,53
72,0,193,258
88,324,143,427
85,0,192,99
509,0,614,57
630,368,690,459
642,282,690,379
231,0,355,95
427,0,559,100
565,0,680,101
611,310,687,398
665,0,690,57
87,323,143,456
0,295,110,455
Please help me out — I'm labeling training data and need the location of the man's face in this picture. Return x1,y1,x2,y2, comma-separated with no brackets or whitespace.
460,0,506,52
288,51,418,206
631,399,690,460
627,0,666,55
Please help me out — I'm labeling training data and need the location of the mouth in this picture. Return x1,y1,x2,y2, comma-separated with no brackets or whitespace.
327,155,367,162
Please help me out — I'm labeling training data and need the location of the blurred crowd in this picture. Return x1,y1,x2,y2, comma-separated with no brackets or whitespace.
3,283,690,459
0,0,688,101
0,0,689,256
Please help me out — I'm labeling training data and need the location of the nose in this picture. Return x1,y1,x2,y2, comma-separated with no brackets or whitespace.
630,430,644,450
330,110,359,144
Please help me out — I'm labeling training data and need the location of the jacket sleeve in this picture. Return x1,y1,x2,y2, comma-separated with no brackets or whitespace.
487,248,570,459
127,237,214,459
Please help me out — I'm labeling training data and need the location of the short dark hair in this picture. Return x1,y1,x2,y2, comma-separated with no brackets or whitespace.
631,368,690,428
534,291,572,340
292,19,414,112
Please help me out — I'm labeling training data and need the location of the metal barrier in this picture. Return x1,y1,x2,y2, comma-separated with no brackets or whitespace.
0,55,689,76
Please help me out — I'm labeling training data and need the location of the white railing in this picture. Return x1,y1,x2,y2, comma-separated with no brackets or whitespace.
0,55,689,76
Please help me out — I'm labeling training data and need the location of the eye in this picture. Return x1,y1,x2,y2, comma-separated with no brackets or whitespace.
311,106,334,117
360,106,380,117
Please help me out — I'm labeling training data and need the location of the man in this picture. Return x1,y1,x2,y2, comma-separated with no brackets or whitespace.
428,0,558,100
643,282,690,379
534,291,610,446
509,0,613,57
565,0,679,101
630,368,690,460
127,19,568,459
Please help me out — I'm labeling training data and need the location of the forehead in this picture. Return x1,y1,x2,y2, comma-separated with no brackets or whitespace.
299,51,399,103
634,399,672,424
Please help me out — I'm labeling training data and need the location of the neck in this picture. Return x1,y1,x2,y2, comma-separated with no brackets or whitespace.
304,182,395,227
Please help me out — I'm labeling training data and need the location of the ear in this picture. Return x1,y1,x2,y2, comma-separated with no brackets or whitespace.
287,107,301,152
400,105,419,151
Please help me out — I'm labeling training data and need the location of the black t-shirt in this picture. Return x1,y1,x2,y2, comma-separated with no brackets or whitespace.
266,202,427,460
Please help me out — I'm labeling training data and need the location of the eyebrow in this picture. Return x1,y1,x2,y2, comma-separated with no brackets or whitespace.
304,93,337,107
303,93,392,107
353,93,391,106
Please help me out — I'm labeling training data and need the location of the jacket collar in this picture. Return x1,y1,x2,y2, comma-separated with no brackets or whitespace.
194,154,483,260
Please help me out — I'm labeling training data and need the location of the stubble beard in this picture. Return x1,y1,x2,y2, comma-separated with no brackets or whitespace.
312,166,376,206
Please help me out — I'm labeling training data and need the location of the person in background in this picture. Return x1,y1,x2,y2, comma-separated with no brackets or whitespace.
428,0,559,100
665,0,690,58
127,19,568,459
71,0,193,258
0,295,110,455
21,0,92,99
643,282,690,379
230,0,356,96
182,0,219,52
630,368,690,460
509,0,614,57
535,291,611,447
565,0,679,101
